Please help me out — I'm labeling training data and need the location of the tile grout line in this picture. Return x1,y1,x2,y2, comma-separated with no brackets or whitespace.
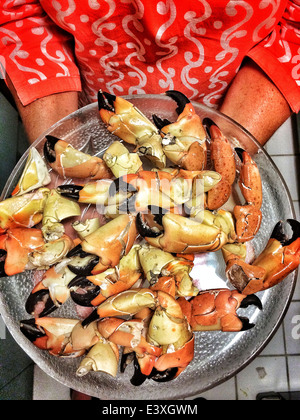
282,319,291,393
234,375,239,400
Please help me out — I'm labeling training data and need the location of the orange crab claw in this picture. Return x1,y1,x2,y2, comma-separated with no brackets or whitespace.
20,317,87,357
204,119,236,210
226,219,300,295
69,245,142,307
0,228,45,276
96,288,157,319
138,212,228,254
26,265,77,317
0,188,49,232
233,204,262,243
188,289,262,332
79,214,138,274
154,335,195,378
150,276,176,297
236,148,262,209
98,91,166,169
153,90,207,171
99,317,162,379
97,318,144,348
233,149,263,242
138,244,197,298
44,135,112,180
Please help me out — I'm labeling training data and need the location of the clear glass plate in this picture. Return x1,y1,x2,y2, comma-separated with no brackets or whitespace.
0,94,297,400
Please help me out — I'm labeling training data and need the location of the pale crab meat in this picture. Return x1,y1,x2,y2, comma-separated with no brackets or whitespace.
12,147,51,196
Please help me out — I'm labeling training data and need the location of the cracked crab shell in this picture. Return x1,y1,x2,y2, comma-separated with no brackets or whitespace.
0,188,50,232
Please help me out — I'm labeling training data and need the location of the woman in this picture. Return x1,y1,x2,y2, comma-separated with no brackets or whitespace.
0,0,299,145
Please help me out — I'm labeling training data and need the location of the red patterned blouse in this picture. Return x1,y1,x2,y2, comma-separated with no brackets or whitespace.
0,0,299,111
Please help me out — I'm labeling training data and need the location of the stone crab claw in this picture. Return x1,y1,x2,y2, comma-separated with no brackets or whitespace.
20,317,100,357
76,340,119,378
25,251,99,317
107,170,183,215
95,288,194,382
120,308,163,384
224,219,300,295
153,335,195,381
72,214,138,274
233,148,263,243
11,147,51,196
25,265,77,318
68,244,142,307
148,291,194,382
72,218,102,240
107,169,220,219
0,188,49,233
97,318,145,350
138,243,198,297
43,135,113,180
136,211,228,254
0,227,45,276
98,91,166,169
57,179,113,205
178,288,262,332
153,90,207,171
96,288,157,319
26,234,74,271
203,118,236,210
42,189,81,241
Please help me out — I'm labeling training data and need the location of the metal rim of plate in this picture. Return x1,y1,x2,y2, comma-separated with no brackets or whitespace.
0,94,297,400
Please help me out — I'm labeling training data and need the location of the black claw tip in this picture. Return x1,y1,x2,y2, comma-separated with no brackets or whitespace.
67,255,100,276
25,290,58,318
108,178,137,197
152,114,171,130
57,184,83,201
136,212,162,238
20,319,45,342
120,352,135,374
98,90,116,112
202,117,218,130
150,367,179,383
81,308,100,327
68,276,100,307
44,135,60,163
66,244,85,259
118,195,137,214
202,117,219,140
239,317,255,331
147,205,168,226
240,294,263,311
235,147,245,162
271,219,300,246
130,356,148,386
165,90,190,116
0,250,7,278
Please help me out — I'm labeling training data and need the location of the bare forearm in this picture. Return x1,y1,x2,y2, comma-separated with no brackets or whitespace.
6,76,79,144
220,59,292,147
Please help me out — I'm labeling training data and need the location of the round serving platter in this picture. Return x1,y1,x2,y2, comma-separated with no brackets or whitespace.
0,94,296,400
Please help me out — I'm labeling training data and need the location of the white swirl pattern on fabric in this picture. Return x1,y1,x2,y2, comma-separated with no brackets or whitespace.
0,0,299,110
